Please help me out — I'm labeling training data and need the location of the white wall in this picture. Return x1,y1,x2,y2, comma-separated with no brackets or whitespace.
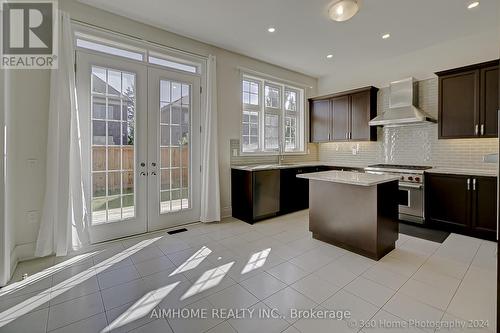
318,29,499,95
7,0,317,260
0,69,9,285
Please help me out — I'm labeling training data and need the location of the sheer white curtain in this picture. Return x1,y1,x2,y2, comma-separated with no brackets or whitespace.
200,55,220,222
35,12,89,257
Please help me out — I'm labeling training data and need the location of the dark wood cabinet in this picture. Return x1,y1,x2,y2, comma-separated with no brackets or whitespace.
425,173,497,240
309,86,378,143
332,96,350,141
425,174,470,230
232,165,355,224
280,166,329,214
310,100,331,142
351,91,376,141
481,66,499,137
472,176,497,238
436,60,499,139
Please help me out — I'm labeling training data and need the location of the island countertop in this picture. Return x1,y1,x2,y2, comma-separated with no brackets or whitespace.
297,170,400,186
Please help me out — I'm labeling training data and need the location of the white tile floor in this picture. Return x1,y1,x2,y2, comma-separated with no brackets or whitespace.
0,211,496,333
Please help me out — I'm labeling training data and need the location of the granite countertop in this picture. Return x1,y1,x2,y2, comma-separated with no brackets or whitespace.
231,162,365,171
297,170,400,187
425,168,497,177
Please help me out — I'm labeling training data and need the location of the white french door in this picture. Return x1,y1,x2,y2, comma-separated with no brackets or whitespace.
77,51,201,243
147,68,201,231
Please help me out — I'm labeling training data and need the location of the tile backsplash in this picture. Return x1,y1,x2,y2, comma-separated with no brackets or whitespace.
230,139,319,165
319,78,498,170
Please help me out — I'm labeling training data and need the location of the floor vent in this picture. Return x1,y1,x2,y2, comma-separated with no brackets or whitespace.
167,228,188,235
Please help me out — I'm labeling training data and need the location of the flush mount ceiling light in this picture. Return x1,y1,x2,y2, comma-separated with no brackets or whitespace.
326,54,333,59
328,0,360,22
267,27,276,33
382,33,391,39
467,1,479,9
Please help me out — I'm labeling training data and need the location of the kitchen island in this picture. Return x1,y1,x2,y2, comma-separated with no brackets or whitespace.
298,171,400,260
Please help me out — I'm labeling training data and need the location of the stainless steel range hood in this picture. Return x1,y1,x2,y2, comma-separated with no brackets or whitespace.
369,77,437,127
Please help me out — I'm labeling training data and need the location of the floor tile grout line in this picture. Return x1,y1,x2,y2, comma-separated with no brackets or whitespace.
434,242,483,333
45,310,107,333
9,216,486,333
355,242,441,332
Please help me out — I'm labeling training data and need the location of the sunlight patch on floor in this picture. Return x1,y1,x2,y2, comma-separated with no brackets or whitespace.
169,246,212,277
241,248,270,274
181,262,234,300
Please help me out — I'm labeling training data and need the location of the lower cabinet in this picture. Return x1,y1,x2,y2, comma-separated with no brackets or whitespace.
425,173,497,240
232,165,338,224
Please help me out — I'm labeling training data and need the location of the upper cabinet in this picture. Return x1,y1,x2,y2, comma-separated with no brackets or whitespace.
309,86,378,143
310,99,331,142
436,60,499,139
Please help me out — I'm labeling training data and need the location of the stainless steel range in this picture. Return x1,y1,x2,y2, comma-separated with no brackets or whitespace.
364,164,433,224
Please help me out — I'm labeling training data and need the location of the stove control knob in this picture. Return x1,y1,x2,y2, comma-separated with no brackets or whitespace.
400,176,405,181
415,177,420,182
408,176,413,181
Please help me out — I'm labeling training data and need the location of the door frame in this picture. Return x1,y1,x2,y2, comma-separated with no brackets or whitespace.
76,50,149,243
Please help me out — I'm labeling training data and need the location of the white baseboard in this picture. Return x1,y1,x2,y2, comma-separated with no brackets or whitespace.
221,206,232,219
13,242,36,262
8,247,17,283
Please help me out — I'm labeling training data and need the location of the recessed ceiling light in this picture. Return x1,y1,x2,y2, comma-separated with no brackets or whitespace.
267,27,276,33
382,33,391,39
329,0,360,22
326,54,334,59
467,1,479,9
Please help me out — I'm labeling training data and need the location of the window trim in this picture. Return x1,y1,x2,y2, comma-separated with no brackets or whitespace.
73,23,204,76
240,73,306,156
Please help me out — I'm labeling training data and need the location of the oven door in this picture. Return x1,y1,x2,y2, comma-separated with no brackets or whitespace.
398,182,424,224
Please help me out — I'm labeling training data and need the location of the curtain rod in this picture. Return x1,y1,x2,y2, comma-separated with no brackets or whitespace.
71,18,208,61
238,66,314,90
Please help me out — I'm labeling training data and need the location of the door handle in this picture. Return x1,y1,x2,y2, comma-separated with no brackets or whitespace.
140,172,147,176
151,171,157,176
480,124,484,136
467,178,471,190
473,178,476,191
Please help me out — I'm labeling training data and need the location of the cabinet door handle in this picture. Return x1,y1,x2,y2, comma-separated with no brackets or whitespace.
475,124,479,135
473,178,476,191
480,124,484,136
467,178,471,190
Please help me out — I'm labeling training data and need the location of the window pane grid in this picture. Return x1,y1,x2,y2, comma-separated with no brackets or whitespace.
159,80,191,214
91,66,136,225
242,110,259,152
285,115,297,150
265,114,280,150
243,80,259,106
241,76,303,153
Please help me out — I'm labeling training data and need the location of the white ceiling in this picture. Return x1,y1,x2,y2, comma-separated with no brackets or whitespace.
78,0,499,90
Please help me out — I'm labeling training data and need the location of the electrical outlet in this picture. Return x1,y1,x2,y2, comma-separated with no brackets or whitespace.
27,211,39,225
27,158,38,168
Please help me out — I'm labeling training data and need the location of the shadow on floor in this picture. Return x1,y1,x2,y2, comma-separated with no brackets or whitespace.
399,222,450,243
